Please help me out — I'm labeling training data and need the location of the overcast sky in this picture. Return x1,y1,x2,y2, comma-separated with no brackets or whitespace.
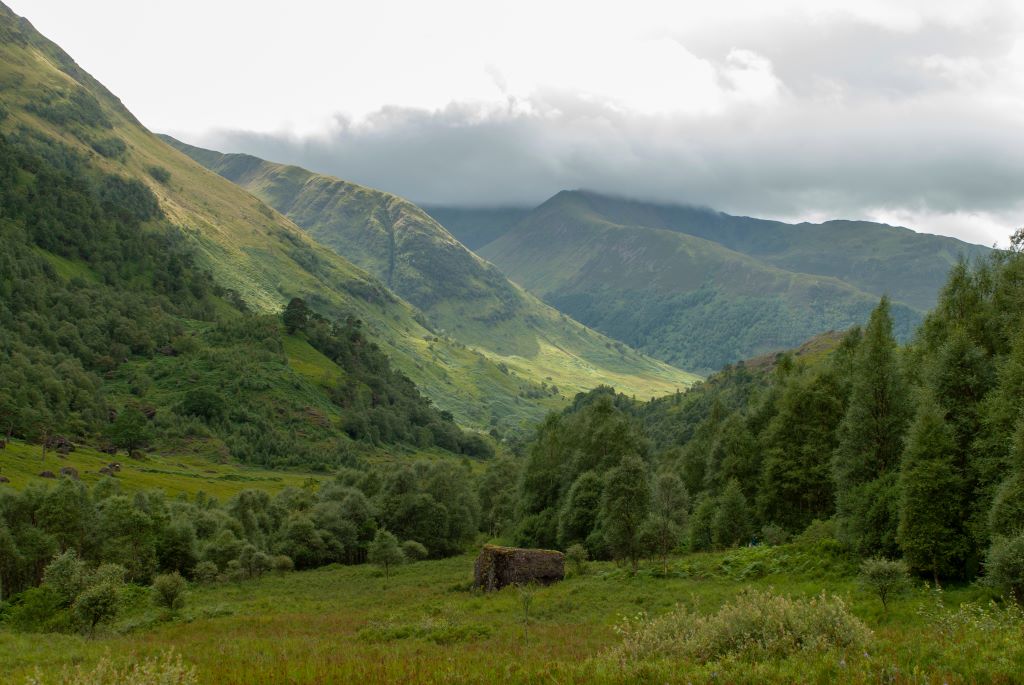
10,0,1024,246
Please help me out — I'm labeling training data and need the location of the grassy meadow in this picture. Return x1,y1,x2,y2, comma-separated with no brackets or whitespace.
3,541,1022,684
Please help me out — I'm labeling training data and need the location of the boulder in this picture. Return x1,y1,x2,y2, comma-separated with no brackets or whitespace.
39,470,57,479
0,475,10,483
473,544,565,592
59,466,80,480
45,435,75,453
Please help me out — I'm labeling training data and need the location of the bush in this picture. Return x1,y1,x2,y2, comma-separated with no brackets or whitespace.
26,649,198,685
607,589,871,664
5,587,64,632
986,533,1024,604
192,560,219,583
152,572,187,611
565,543,589,575
760,523,790,546
147,165,171,184
859,557,909,611
401,540,429,561
271,555,295,574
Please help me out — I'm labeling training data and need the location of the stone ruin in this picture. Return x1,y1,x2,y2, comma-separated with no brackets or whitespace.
473,544,565,592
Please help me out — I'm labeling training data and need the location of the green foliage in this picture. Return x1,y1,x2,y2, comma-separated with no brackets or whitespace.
711,479,750,550
858,557,909,611
73,576,121,632
985,533,1024,603
42,550,89,606
833,297,910,557
401,540,428,561
897,396,968,580
367,529,404,582
105,407,152,454
565,543,588,575
600,454,651,572
608,588,871,664
151,572,186,611
147,165,171,184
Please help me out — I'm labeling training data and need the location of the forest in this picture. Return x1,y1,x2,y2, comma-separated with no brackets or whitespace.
505,234,1024,592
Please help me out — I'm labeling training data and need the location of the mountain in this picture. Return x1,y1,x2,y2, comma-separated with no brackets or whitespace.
164,138,698,402
477,190,988,372
0,3,693,456
420,205,531,251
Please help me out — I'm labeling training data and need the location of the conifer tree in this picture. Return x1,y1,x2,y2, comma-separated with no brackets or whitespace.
833,297,911,556
897,395,966,584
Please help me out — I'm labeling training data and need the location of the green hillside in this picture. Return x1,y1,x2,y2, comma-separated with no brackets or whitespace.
164,138,699,405
0,4,692,442
553,191,991,311
478,191,927,372
421,205,530,251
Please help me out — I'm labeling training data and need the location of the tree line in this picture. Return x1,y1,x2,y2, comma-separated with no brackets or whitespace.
502,233,1024,587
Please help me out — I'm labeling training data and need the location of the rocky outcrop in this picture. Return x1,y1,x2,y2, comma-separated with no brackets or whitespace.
473,544,564,592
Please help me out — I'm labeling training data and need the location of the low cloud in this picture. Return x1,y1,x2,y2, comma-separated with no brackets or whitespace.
173,3,1024,247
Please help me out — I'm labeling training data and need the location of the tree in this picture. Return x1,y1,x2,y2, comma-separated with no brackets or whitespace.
106,406,151,454
152,572,187,611
712,478,750,549
986,533,1024,604
73,568,124,634
600,454,651,572
641,471,689,572
557,471,603,549
897,396,967,584
689,494,716,552
859,557,908,612
283,297,311,334
367,528,405,585
833,297,911,556
0,521,19,602
42,549,89,606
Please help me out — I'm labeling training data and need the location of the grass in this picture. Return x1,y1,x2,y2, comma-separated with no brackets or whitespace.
4,542,1021,684
283,335,346,388
0,439,321,499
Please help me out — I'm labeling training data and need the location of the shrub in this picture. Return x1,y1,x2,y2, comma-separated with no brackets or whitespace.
25,649,198,685
607,589,871,664
859,557,909,611
90,136,127,159
5,587,64,632
985,533,1024,604
152,572,187,611
271,555,295,574
565,543,589,576
368,529,405,583
760,523,790,546
192,560,219,583
147,165,171,184
401,540,428,561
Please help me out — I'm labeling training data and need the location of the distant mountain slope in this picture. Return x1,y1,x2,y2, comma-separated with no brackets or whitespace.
479,191,930,373
555,191,990,311
166,138,699,404
420,205,531,251
0,3,693,439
